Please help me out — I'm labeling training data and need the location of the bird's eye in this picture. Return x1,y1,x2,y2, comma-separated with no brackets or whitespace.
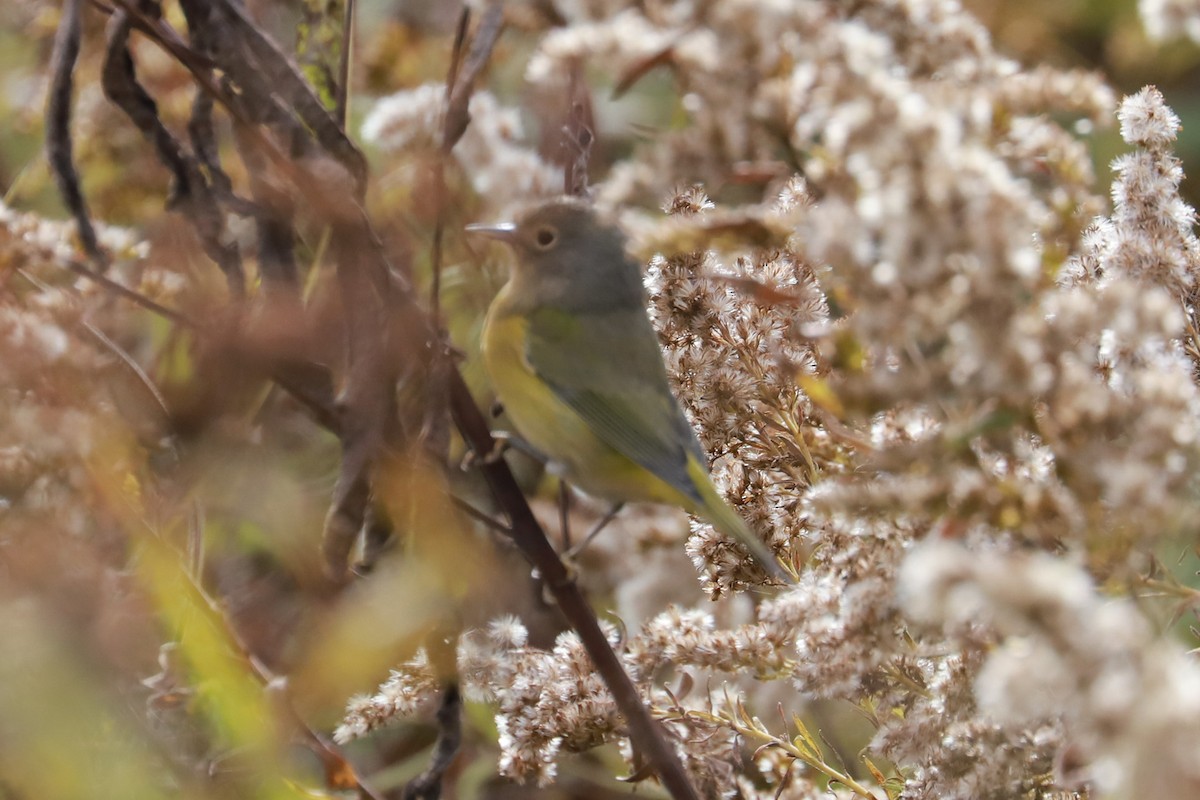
534,226,557,249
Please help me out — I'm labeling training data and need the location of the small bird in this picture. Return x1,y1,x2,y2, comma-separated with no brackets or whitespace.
466,197,787,580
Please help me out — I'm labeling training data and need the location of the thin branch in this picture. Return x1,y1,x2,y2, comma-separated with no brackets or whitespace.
402,684,463,800
335,0,355,128
447,372,702,800
442,3,504,152
101,5,245,294
429,7,472,324
189,0,367,191
82,320,173,429
62,257,194,327
46,0,107,268
449,495,511,535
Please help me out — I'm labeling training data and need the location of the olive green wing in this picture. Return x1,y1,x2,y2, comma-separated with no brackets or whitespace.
525,305,706,502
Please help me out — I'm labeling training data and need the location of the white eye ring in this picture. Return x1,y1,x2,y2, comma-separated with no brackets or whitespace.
534,226,557,249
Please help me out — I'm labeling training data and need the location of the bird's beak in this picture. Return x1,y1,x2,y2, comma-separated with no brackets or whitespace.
464,221,518,244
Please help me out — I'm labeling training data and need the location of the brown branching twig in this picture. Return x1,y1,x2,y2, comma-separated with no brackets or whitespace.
46,0,107,268
101,3,245,294
177,0,366,192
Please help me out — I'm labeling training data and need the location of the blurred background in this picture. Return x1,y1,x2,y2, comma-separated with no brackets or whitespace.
1,1,1198,798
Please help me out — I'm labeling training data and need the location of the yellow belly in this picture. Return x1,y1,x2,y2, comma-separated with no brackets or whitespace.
481,306,687,507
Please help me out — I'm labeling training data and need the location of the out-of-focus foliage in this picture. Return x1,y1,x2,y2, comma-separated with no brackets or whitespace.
4,1,1200,799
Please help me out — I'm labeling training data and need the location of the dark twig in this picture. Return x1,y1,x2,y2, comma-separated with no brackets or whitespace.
191,0,367,192
442,3,505,152
185,13,257,217
46,0,107,268
444,8,470,104
558,479,572,551
335,0,356,128
430,3,504,322
101,4,245,294
449,495,511,535
402,684,463,800
447,372,702,800
399,12,509,789
430,7,471,325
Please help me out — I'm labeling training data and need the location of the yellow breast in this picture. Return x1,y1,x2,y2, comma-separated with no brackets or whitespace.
480,296,687,507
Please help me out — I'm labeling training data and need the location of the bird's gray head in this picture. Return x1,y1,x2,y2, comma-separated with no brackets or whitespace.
466,198,645,311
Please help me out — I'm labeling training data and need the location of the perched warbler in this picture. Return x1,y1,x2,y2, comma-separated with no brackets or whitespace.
466,197,788,581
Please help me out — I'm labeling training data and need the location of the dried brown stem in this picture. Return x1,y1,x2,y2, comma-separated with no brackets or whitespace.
322,213,405,579
46,0,107,268
446,372,702,800
101,4,245,294
430,7,472,325
442,3,505,152
402,684,463,800
563,61,595,197
335,0,356,128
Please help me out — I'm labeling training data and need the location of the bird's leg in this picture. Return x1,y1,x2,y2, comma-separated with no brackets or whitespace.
459,430,512,470
565,502,625,560
460,430,549,470
558,479,572,551
480,432,513,464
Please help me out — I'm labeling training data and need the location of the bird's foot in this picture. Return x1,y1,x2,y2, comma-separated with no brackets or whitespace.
460,431,512,470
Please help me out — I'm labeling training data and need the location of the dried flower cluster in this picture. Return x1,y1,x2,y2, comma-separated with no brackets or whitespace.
644,183,831,594
901,540,1200,797
362,85,562,205
1140,0,1200,42
341,2,1200,797
0,201,148,541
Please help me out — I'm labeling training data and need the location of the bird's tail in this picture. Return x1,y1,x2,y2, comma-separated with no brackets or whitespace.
686,458,793,583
